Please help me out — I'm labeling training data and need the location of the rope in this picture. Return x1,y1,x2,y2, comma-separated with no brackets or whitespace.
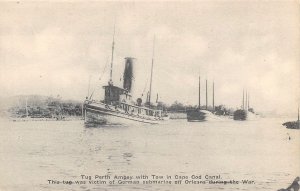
89,58,109,100
141,78,148,97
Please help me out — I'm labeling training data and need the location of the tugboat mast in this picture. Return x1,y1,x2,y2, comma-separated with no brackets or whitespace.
149,36,155,106
109,24,116,85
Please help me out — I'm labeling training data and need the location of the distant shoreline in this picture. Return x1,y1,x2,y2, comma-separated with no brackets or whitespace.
8,116,83,122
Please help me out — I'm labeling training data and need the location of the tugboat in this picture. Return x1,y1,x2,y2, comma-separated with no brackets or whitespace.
83,32,168,125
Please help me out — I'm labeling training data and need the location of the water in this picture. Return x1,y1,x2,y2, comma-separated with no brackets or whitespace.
0,118,299,191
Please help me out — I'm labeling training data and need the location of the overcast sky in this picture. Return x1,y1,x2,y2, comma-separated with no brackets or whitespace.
0,1,299,116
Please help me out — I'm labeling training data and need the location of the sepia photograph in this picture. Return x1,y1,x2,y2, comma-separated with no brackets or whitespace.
0,1,299,191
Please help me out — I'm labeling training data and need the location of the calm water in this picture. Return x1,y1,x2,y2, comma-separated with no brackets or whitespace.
0,117,299,191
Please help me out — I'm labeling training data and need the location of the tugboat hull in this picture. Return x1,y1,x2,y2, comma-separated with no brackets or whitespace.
84,102,166,125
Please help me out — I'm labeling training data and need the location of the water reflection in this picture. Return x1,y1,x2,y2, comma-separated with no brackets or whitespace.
0,118,299,191
84,122,126,129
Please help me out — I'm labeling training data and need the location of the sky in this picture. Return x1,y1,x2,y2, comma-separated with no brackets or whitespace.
0,1,299,116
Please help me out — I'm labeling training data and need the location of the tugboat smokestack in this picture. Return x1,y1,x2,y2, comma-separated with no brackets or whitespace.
123,57,135,94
